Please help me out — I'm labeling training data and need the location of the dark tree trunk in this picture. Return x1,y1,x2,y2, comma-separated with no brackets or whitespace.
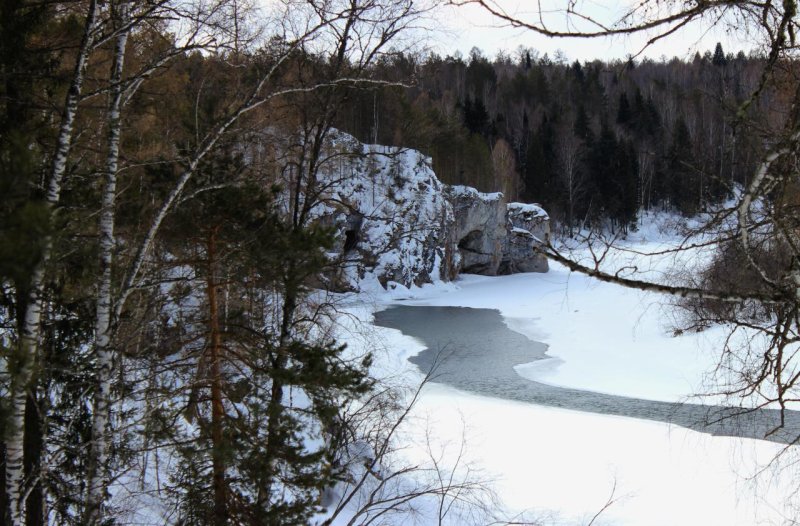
1,441,7,526
206,227,227,526
23,395,42,526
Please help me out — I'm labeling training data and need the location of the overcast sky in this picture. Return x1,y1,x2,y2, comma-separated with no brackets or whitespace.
430,1,762,62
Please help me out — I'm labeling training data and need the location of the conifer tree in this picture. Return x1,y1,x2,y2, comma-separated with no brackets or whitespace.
574,105,594,144
524,113,558,203
617,92,632,126
616,140,640,230
143,142,374,525
667,118,699,214
712,42,728,67
588,120,619,223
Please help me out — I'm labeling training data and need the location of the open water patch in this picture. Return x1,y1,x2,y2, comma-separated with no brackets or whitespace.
374,305,800,445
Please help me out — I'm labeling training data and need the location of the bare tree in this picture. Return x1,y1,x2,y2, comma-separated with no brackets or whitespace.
84,3,132,523
320,370,498,526
453,1,800,440
556,123,585,237
493,137,523,201
4,4,100,524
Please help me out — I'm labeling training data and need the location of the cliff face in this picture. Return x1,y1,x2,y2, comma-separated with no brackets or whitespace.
445,187,549,276
307,132,548,291
309,133,452,291
447,186,507,275
501,202,549,274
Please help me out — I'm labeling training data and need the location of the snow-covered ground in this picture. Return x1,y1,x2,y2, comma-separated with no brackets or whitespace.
335,213,800,525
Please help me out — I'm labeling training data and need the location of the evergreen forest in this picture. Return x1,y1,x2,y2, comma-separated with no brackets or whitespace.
0,1,797,525
333,43,788,233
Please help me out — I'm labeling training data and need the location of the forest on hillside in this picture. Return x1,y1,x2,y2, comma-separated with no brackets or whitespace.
334,45,790,233
0,2,460,525
2,1,800,525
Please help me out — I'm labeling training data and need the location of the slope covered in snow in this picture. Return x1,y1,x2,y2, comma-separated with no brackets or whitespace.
333,210,800,525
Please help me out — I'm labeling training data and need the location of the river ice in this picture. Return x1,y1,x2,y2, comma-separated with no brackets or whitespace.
333,213,800,525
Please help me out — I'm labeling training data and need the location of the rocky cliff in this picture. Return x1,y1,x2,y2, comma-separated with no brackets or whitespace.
309,132,548,291
501,202,549,274
447,186,506,275
446,187,549,276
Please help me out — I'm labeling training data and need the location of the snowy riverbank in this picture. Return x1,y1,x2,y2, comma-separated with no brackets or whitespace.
333,215,800,525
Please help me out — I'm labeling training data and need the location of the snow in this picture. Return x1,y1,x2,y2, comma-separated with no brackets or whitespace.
449,184,503,201
334,210,800,525
310,131,453,290
511,226,533,235
412,384,796,526
508,201,549,218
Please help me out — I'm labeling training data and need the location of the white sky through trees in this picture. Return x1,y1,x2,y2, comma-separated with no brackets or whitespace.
435,0,761,62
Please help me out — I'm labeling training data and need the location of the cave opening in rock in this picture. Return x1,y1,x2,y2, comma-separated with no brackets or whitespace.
343,229,358,251
457,229,483,254
343,211,364,252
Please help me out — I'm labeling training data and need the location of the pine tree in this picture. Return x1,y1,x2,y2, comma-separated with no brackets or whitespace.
525,113,559,203
667,118,699,214
616,140,639,231
570,60,584,84
617,92,632,126
588,120,620,225
146,131,375,526
462,96,490,137
712,42,728,67
574,105,594,144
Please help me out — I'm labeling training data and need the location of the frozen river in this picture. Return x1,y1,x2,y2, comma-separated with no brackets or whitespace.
374,304,800,445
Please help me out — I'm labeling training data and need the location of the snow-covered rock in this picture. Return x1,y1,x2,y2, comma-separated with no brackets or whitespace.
306,131,549,290
446,189,550,276
447,186,507,275
310,133,454,291
500,202,549,273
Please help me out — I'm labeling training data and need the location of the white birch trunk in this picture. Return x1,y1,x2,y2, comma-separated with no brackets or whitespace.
85,2,130,523
4,3,99,525
6,266,45,526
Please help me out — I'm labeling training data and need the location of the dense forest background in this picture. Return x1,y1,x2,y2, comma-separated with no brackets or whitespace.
0,1,795,525
334,44,788,233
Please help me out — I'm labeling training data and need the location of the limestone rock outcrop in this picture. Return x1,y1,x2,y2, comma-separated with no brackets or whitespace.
310,133,453,291
307,131,549,291
446,188,550,276
447,186,506,275
500,202,549,274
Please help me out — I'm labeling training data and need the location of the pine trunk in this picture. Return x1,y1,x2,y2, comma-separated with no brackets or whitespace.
260,263,298,510
85,2,130,523
4,5,98,524
206,227,228,526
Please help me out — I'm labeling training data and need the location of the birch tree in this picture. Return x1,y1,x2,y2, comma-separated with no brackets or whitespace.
81,0,428,523
556,124,585,236
0,1,238,522
83,2,131,523
1,1,328,522
3,3,100,524
78,3,371,522
0,0,450,522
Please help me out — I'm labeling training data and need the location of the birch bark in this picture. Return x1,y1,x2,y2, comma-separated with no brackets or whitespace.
85,1,131,523
4,3,99,525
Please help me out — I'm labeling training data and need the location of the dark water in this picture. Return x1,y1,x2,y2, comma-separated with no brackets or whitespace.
373,305,800,445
